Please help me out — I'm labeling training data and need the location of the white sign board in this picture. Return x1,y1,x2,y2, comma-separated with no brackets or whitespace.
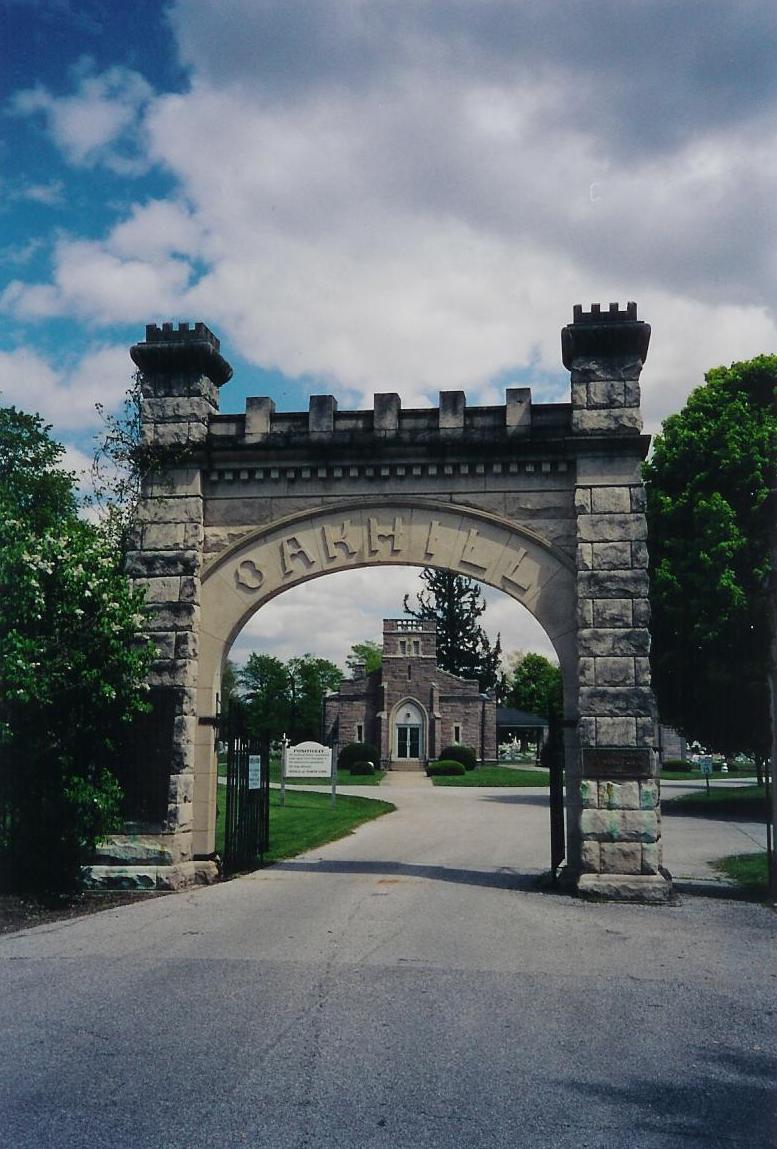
248,755,262,789
285,741,333,778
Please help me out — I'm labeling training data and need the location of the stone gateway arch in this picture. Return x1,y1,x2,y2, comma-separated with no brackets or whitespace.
91,302,671,902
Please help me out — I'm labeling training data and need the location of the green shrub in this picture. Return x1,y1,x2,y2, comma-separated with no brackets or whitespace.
439,744,477,770
338,741,380,770
427,760,466,777
348,760,376,776
662,758,689,771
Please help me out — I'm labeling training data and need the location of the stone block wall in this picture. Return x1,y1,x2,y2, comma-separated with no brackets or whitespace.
98,324,232,887
564,304,668,900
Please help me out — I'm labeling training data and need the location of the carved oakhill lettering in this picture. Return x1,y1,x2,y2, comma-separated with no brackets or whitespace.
280,535,316,576
459,527,489,574
501,547,533,594
235,558,265,590
368,516,405,554
425,519,442,557
321,520,359,561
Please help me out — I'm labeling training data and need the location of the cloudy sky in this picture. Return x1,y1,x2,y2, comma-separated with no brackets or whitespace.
2,0,777,668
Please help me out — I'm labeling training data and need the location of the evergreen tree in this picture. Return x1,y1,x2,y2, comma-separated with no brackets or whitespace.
403,568,502,692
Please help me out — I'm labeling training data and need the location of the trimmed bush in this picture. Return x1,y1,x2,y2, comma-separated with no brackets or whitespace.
439,744,477,771
338,741,380,770
348,760,376,776
427,759,466,777
662,758,689,771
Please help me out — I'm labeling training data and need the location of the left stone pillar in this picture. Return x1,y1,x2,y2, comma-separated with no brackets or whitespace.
87,322,232,891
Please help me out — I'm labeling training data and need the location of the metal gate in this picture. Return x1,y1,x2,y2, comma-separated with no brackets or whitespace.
543,703,566,879
221,714,271,876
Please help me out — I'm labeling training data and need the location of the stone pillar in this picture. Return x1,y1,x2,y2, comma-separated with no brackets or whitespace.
90,323,232,890
563,303,671,902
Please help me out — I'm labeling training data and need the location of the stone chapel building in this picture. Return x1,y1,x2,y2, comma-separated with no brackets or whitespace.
324,618,497,769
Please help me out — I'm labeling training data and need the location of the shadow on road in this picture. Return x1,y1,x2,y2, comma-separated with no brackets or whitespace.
562,1046,776,1147
477,792,551,807
273,857,555,892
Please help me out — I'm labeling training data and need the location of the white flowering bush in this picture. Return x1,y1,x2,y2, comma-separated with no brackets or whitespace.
0,406,153,896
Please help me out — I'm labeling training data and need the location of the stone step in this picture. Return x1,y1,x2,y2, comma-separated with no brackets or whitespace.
389,762,426,773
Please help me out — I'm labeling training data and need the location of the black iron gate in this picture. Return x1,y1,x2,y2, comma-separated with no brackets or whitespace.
221,714,270,876
543,703,566,879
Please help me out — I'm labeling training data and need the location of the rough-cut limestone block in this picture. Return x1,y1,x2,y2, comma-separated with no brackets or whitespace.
125,550,200,578
577,873,672,903
580,839,601,872
133,576,181,603
570,358,644,384
579,657,595,686
595,657,635,686
135,496,203,525
592,598,633,627
175,631,199,659
631,540,649,568
577,543,593,570
641,843,661,874
591,486,632,514
578,598,593,627
636,717,656,746
590,541,632,570
151,632,176,660
635,658,651,686
600,842,643,874
595,717,637,745
578,716,597,746
586,381,626,408
580,779,599,808
572,409,643,435
630,487,647,512
574,487,592,514
599,781,640,810
579,686,655,717
143,523,186,550
578,513,648,543
580,808,658,843
633,598,651,626
578,629,651,657
640,780,659,809
142,602,201,632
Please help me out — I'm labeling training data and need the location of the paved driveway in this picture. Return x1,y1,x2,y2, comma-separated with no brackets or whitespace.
1,779,774,1149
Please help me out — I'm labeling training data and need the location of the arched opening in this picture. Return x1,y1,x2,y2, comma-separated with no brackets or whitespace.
391,698,427,764
194,498,578,862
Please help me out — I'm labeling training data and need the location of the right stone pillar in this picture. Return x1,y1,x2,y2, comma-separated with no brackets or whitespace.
563,302,672,902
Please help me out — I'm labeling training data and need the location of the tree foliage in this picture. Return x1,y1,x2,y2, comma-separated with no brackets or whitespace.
346,640,383,675
504,652,562,718
237,652,342,743
644,356,777,759
403,568,502,692
0,406,153,895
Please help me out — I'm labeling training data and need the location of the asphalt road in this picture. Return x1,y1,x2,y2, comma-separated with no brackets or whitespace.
1,778,775,1149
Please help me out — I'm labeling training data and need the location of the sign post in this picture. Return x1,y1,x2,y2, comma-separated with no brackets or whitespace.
284,741,334,806
280,735,289,807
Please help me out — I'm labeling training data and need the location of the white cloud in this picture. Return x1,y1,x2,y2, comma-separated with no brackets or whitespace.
0,343,132,433
10,63,153,174
1,237,195,323
4,1,777,430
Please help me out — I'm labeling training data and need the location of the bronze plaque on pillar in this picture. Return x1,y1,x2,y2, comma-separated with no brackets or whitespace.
582,748,651,779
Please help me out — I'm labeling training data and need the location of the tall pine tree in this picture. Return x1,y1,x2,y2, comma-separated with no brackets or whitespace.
403,568,502,693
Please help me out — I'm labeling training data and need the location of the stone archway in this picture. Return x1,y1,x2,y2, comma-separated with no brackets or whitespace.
91,303,670,903
193,499,579,857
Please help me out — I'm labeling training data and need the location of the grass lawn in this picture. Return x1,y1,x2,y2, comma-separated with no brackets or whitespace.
663,784,768,819
430,765,550,787
215,788,395,864
661,769,753,781
714,852,769,896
